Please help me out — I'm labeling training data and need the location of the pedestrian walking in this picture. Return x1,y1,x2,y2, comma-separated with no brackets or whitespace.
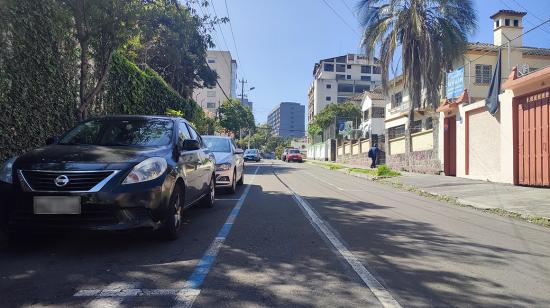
368,143,379,168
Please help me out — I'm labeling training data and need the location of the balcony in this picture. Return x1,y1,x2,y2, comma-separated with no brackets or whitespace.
389,102,410,115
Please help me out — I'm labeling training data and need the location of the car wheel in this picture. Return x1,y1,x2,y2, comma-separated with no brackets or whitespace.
159,185,183,241
201,175,215,208
228,170,237,194
237,169,244,186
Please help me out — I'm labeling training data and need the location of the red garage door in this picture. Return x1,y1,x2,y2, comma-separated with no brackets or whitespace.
518,90,550,186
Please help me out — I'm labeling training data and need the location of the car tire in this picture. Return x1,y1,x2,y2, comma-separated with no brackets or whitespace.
228,171,237,194
201,175,215,208
159,185,183,241
237,170,244,186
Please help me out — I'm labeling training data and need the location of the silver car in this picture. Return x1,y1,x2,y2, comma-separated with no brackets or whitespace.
203,136,244,193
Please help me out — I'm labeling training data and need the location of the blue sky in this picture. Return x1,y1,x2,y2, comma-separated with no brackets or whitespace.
206,0,550,124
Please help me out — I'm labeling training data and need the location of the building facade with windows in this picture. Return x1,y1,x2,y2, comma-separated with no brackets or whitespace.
267,102,306,138
307,54,382,123
437,10,550,182
383,9,550,175
192,50,238,116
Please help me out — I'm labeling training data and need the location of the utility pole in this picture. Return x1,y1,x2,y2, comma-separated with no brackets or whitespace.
240,78,247,101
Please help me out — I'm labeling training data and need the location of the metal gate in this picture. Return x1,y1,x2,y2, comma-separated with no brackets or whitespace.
517,90,550,186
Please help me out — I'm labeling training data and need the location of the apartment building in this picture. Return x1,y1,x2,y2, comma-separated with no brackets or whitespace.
308,54,382,123
192,50,238,115
267,102,305,138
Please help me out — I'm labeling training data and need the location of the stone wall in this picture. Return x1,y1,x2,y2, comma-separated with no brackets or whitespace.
385,149,442,174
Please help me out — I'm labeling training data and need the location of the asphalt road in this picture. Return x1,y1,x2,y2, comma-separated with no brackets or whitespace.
1,161,550,307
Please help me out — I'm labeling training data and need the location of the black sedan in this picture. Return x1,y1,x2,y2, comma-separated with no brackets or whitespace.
0,116,216,240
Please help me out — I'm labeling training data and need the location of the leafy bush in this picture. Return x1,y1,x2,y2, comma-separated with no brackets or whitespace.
0,0,78,162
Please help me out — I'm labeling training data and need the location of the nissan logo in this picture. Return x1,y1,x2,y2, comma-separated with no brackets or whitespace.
54,175,70,187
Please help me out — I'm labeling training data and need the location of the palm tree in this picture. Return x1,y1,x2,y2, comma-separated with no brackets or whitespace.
358,0,476,156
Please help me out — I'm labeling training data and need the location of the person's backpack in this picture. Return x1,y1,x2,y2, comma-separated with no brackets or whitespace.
368,148,373,158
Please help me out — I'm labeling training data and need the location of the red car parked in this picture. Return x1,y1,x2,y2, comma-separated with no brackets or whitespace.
285,149,303,163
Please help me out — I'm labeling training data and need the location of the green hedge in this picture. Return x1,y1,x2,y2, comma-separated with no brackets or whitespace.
102,52,198,120
0,2,202,163
0,0,78,163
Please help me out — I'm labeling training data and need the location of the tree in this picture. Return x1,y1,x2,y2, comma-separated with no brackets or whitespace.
218,99,255,138
308,102,361,140
125,0,218,98
63,0,141,121
358,0,476,152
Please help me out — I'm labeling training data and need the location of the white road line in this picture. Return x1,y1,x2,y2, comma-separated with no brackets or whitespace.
277,172,402,308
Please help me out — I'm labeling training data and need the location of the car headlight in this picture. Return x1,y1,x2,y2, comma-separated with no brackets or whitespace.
0,156,17,184
122,157,167,185
216,163,231,171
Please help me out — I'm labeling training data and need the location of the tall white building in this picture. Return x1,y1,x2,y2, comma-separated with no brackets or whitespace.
308,54,382,123
193,50,238,115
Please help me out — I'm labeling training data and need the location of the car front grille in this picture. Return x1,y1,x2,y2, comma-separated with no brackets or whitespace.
19,170,117,192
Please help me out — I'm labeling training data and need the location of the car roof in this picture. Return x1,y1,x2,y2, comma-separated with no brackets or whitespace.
91,115,188,123
202,135,232,139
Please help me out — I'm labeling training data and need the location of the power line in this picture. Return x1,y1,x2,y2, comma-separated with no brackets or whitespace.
340,0,356,17
320,0,360,36
223,0,245,79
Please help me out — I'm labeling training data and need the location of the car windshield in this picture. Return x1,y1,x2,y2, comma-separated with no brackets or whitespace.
203,137,231,153
289,149,300,154
59,118,174,147
245,149,257,154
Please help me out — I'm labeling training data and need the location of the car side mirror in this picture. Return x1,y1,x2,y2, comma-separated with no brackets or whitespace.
234,148,244,155
182,139,201,151
46,136,59,145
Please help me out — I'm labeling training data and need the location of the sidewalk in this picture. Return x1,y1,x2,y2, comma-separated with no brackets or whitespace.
308,160,550,224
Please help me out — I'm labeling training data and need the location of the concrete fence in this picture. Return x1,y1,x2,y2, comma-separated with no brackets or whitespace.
336,137,385,166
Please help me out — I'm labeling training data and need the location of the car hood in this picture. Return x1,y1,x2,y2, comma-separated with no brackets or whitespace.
15,144,171,171
213,152,233,164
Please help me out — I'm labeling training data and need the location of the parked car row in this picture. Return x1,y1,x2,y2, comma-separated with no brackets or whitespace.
0,115,252,240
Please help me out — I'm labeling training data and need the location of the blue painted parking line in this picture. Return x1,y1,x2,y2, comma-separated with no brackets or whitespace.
174,165,261,307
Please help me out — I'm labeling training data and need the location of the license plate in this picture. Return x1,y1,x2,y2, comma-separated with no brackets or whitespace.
33,196,81,215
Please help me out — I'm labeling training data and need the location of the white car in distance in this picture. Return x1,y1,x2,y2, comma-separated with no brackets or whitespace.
202,136,244,194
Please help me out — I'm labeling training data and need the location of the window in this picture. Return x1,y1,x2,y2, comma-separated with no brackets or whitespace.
337,97,348,103
206,102,216,109
361,75,371,81
178,121,191,140
324,63,334,71
373,66,382,74
372,107,385,118
336,74,345,80
391,92,403,108
424,117,433,130
326,84,332,89
337,83,353,92
335,56,346,63
207,91,216,97
388,125,405,139
347,65,352,69
336,64,346,72
363,110,369,120
361,65,371,74
505,19,510,26
354,84,370,93
495,20,500,28
346,75,352,80
207,58,216,63
514,19,519,27
326,96,332,101
475,64,492,84
203,137,231,153
411,120,422,134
